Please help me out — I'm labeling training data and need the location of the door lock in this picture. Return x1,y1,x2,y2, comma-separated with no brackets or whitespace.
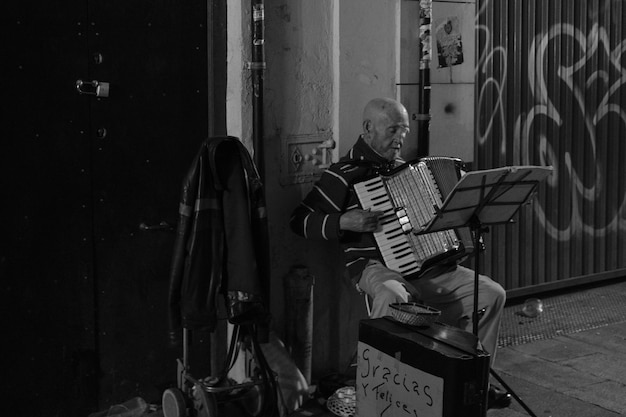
76,79,110,98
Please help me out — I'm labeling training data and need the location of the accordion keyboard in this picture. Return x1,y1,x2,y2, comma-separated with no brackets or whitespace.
355,175,422,276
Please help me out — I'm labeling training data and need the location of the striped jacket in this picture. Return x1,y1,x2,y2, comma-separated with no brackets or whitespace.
290,136,404,282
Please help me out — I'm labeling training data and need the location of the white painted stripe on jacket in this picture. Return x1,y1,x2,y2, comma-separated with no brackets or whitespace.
314,185,341,211
321,214,329,240
326,169,349,187
303,213,311,239
344,246,377,252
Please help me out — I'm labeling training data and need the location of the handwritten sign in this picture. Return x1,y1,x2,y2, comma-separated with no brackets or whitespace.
356,342,444,417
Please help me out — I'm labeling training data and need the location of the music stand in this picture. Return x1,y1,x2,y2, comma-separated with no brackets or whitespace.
418,164,553,417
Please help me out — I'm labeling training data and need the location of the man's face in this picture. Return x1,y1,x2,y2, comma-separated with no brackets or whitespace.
368,107,410,161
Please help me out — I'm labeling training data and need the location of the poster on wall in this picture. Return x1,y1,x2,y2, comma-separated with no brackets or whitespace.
435,16,463,68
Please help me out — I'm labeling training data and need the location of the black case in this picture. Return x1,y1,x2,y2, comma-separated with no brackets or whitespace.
356,318,490,417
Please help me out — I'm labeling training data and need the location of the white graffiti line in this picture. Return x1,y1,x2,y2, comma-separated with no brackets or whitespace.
594,34,626,125
475,33,508,154
534,183,626,240
533,147,625,240
475,4,509,155
476,71,507,151
518,105,557,168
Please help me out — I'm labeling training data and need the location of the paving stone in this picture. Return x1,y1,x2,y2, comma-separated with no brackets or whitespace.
486,372,622,417
561,352,626,385
567,323,626,355
562,380,626,415
494,348,604,391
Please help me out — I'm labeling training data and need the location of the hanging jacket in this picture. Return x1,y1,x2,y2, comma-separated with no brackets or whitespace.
168,136,269,334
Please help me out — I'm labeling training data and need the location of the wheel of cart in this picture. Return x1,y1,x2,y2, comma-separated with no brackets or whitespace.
162,323,278,417
162,382,219,417
162,386,189,417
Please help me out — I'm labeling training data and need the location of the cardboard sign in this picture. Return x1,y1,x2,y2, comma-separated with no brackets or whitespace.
356,342,444,417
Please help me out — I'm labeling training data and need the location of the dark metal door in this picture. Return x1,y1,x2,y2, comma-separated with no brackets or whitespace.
2,1,211,415
86,0,209,408
2,3,97,416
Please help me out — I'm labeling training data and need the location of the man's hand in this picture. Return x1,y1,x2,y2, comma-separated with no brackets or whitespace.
340,208,384,232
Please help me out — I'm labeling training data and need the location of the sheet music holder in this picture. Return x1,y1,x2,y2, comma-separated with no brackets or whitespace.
419,165,554,234
415,164,553,417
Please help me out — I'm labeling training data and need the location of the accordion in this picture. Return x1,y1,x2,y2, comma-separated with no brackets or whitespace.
354,157,474,279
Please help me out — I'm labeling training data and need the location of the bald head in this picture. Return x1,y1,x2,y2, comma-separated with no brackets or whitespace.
362,98,406,123
362,98,410,161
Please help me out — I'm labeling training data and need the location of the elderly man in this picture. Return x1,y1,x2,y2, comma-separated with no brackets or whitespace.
290,97,511,409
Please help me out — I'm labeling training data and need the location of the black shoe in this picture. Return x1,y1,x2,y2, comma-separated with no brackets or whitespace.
488,385,512,409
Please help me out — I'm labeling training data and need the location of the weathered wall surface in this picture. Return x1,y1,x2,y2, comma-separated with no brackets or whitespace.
261,0,401,377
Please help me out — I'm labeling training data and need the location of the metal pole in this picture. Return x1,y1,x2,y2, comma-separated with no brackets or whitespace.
248,0,271,345
249,0,266,178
